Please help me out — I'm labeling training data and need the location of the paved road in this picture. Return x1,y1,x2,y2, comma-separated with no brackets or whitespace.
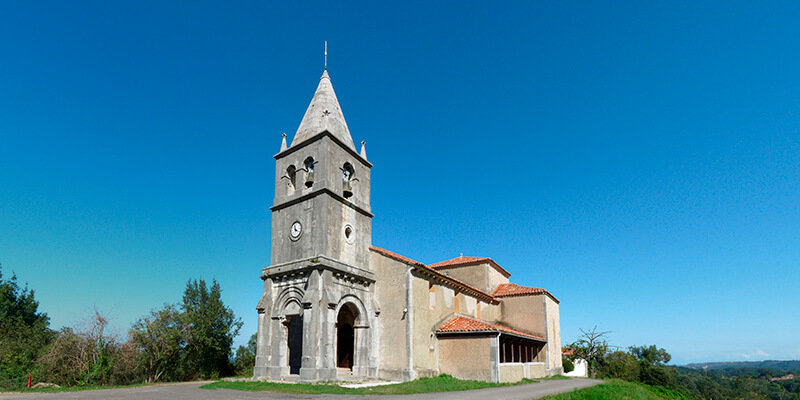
0,378,602,400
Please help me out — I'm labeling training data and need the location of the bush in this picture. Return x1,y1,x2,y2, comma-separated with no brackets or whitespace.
639,364,676,389
601,350,639,381
37,311,136,386
562,357,574,373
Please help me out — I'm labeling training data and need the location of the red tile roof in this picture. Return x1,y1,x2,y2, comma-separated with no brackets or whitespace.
369,246,425,267
492,283,560,304
437,315,545,342
370,246,499,304
429,255,511,278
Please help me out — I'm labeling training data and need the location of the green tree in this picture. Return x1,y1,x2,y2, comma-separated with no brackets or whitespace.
129,304,187,382
233,333,257,376
181,278,243,379
0,264,54,385
601,350,640,380
629,344,671,365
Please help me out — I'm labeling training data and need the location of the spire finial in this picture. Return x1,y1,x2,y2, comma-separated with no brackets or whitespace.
324,41,328,70
280,133,288,152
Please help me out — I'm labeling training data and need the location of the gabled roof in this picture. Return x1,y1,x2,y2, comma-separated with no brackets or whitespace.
291,70,356,151
436,315,545,342
370,246,499,304
492,283,560,304
429,255,511,278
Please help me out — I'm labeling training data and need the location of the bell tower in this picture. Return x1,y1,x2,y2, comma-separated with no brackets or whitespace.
254,68,378,382
270,70,373,269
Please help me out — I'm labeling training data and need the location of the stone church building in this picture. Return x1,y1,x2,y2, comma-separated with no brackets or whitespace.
253,68,563,383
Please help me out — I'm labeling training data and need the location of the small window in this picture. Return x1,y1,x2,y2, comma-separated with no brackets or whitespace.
304,157,315,188
286,165,296,195
342,162,354,198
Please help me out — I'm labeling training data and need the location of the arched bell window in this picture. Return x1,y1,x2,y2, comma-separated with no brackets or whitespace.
342,162,354,198
304,157,315,188
286,165,296,195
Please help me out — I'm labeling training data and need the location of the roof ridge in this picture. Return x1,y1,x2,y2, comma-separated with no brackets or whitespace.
428,255,511,278
370,246,499,304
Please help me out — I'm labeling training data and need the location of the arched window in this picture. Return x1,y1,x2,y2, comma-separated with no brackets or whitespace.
342,162,354,198
304,157,315,188
286,165,296,195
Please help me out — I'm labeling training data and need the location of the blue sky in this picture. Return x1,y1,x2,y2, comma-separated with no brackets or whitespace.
1,1,798,365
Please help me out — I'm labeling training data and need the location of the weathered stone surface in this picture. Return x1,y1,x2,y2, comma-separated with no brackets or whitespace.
254,69,562,383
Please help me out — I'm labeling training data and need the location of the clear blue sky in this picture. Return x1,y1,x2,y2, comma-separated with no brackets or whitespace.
1,1,798,365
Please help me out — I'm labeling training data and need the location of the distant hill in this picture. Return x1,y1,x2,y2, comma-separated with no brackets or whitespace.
685,360,800,371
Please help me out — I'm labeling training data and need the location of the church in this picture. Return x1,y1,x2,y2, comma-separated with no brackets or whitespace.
253,67,563,383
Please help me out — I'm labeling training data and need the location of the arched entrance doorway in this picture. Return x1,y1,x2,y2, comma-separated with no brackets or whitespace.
285,314,303,375
336,304,358,370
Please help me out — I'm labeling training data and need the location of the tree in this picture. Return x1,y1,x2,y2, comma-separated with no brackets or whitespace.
629,344,671,366
569,326,610,377
233,333,257,376
181,278,242,379
628,344,675,389
601,350,639,380
129,304,187,382
0,264,53,384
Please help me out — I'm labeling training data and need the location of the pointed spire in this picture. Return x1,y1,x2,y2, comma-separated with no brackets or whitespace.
280,133,288,152
291,70,356,150
360,141,367,160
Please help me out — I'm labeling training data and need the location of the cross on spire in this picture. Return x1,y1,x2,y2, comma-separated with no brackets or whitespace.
324,41,328,70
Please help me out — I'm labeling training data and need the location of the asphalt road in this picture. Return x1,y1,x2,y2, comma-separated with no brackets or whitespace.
0,378,603,400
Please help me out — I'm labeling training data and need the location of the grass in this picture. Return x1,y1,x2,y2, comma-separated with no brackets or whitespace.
1,381,209,394
200,374,539,395
2,383,148,393
538,379,690,400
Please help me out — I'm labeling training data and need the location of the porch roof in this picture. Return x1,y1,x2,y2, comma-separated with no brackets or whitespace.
436,315,546,342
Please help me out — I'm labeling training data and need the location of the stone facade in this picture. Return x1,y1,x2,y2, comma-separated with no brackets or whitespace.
253,69,562,383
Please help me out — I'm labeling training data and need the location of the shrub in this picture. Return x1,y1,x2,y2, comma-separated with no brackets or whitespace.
601,350,639,381
562,357,574,373
639,364,676,389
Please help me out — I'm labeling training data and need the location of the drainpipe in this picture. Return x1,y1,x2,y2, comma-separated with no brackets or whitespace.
404,267,416,380
543,295,550,376
493,332,501,383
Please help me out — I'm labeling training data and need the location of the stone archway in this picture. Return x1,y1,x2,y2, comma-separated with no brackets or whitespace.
336,304,357,370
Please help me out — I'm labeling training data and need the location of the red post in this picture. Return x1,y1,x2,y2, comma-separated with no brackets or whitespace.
27,374,32,388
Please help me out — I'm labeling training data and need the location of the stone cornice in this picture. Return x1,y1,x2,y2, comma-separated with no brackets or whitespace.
270,187,374,218
262,255,375,285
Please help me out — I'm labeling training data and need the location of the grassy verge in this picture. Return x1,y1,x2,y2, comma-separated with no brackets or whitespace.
1,383,148,393
1,381,211,394
538,379,689,400
201,374,539,395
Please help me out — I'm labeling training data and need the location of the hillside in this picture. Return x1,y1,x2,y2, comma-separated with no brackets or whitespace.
685,360,800,371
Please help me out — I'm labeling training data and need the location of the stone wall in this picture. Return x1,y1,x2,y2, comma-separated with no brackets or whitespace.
438,335,493,381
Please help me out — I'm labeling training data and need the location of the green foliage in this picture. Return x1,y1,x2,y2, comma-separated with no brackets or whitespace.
629,345,671,366
181,278,243,379
562,356,575,373
233,333,257,376
601,350,639,381
638,364,676,389
0,264,54,387
129,304,187,382
36,311,136,387
201,373,535,394
539,379,677,400
568,326,609,377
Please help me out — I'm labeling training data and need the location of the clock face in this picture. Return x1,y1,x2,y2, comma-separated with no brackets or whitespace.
290,221,302,239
